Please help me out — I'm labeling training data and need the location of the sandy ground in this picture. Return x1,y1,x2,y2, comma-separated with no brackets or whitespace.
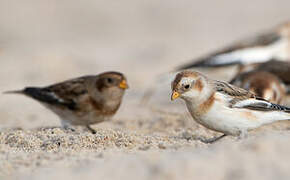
0,0,290,179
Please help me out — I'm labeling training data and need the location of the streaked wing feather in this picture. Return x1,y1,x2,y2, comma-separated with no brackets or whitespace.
212,81,290,113
232,98,290,112
23,87,77,110
211,80,290,112
47,76,89,100
213,80,256,100
24,76,90,110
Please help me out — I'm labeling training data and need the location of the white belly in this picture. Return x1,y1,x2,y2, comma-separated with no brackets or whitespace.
197,105,260,135
187,100,289,136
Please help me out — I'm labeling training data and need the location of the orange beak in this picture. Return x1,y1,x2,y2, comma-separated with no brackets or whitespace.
119,80,129,89
171,91,180,101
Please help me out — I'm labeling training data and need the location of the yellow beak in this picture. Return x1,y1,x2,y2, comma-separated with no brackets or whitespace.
119,80,129,89
171,91,180,101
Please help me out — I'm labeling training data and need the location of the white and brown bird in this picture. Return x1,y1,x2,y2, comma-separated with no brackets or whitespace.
230,71,286,104
171,70,290,143
5,71,129,133
177,22,290,69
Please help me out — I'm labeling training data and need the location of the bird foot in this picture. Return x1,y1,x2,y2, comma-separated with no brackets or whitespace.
237,130,248,140
63,126,76,132
86,125,97,134
199,134,227,144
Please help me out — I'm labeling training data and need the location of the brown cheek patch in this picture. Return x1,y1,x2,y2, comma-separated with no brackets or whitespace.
196,93,215,115
194,79,203,92
96,80,106,92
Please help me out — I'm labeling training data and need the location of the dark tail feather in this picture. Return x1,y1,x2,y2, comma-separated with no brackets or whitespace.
269,103,290,113
3,89,25,94
4,87,54,103
4,87,46,99
21,87,59,104
5,87,76,110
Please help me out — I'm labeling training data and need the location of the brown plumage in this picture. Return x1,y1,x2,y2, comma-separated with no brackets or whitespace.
231,62,287,104
213,80,257,100
237,59,290,85
5,71,129,133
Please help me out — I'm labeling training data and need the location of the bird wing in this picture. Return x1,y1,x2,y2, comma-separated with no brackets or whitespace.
23,76,90,110
177,31,281,69
213,80,290,112
232,98,290,112
213,80,256,100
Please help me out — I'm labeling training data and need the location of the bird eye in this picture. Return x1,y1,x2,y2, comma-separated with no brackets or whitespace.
107,78,114,84
184,84,190,89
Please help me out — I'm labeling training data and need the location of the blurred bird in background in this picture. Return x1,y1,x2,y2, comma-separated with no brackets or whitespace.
176,22,290,70
230,60,290,103
230,71,286,104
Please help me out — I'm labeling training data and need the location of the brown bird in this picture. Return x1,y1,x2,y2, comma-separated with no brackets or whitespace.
230,71,286,104
5,71,129,133
177,22,290,69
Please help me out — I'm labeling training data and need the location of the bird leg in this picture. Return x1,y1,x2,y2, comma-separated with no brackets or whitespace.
200,134,227,144
86,125,97,134
62,125,76,132
238,130,248,140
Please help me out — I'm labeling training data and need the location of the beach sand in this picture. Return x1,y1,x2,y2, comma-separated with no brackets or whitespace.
1,0,290,179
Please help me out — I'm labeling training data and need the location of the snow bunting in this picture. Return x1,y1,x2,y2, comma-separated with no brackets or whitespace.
171,70,290,142
230,71,286,104
177,22,290,69
237,60,290,87
5,71,129,133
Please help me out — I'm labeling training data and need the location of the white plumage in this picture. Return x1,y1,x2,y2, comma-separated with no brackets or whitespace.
171,70,290,140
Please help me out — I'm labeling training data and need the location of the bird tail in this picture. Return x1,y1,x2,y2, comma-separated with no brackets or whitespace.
3,89,25,94
259,111,290,127
3,87,42,98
